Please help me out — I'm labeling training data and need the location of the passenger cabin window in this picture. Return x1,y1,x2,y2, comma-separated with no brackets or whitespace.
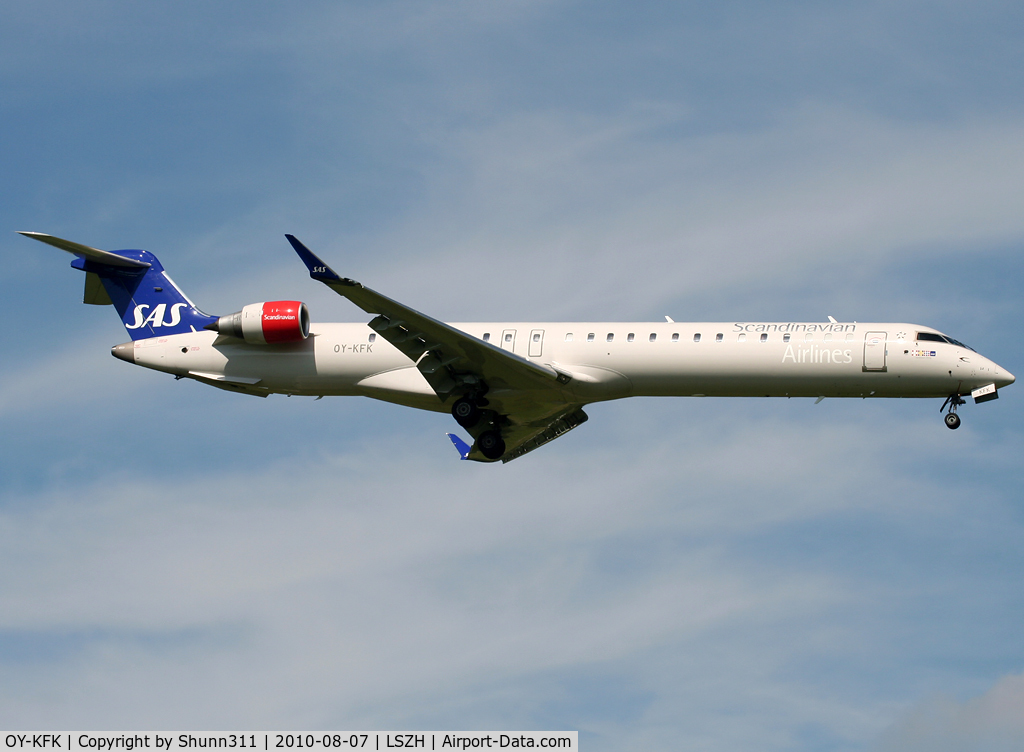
738,333,746,342
760,333,768,343
482,333,490,342
804,332,814,341
368,333,376,343
824,333,833,342
606,333,614,342
783,333,790,342
587,333,595,342
691,333,699,343
715,333,723,342
846,333,854,341
649,333,656,342
627,333,635,342
565,333,573,342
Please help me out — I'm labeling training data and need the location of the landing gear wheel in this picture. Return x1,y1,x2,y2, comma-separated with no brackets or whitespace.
452,397,481,428
940,394,965,430
477,430,506,460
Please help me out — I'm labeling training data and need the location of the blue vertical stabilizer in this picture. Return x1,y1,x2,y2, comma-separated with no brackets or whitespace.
20,232,217,340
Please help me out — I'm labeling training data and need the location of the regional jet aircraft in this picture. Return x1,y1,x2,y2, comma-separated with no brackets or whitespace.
21,232,1015,463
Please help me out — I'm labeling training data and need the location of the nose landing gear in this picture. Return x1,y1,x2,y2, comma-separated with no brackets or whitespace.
940,394,965,429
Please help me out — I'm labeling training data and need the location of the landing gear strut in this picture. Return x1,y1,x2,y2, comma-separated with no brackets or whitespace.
940,394,965,430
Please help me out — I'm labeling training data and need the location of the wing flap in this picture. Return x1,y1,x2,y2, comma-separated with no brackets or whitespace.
478,405,588,463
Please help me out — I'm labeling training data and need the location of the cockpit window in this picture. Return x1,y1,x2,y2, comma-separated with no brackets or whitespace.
916,332,976,352
947,337,975,351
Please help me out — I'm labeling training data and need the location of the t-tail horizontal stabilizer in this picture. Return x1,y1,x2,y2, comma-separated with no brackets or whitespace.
20,231,217,340
446,433,471,460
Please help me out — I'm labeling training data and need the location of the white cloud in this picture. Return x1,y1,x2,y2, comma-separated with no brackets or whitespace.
0,401,1016,749
393,106,1024,316
873,673,1024,752
180,103,1024,325
0,335,142,419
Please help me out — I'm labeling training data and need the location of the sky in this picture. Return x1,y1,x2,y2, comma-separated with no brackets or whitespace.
2,1,1024,749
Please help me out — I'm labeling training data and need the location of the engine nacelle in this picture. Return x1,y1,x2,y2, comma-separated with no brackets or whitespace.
207,300,310,344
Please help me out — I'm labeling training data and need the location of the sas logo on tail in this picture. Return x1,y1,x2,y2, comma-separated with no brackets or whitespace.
126,303,188,329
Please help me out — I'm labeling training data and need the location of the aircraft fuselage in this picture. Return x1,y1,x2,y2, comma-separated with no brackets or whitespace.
117,320,1013,410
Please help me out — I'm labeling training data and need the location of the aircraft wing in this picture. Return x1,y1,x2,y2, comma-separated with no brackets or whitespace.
287,235,583,462
287,234,570,396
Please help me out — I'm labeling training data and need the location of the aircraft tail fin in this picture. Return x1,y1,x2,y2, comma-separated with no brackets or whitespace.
19,232,217,340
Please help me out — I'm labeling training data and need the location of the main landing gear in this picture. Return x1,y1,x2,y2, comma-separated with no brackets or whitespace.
477,430,506,460
452,397,481,428
940,394,965,430
451,395,506,460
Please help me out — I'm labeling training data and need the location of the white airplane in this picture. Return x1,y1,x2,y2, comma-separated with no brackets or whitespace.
21,231,1015,463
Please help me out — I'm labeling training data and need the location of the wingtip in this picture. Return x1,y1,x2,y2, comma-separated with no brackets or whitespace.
285,234,344,283
446,432,472,460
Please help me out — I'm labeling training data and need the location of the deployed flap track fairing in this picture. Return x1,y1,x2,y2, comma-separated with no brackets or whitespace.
21,231,1016,464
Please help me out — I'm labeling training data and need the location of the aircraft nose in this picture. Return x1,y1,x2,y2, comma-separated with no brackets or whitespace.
994,364,1015,388
111,341,135,364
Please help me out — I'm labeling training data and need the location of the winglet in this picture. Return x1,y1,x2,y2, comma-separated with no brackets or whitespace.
285,234,349,284
446,432,472,460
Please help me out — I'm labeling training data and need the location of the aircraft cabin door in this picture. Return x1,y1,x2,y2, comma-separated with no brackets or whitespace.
529,329,544,357
863,331,887,372
500,329,517,352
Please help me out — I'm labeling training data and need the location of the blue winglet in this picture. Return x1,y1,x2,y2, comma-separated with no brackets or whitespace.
285,234,344,283
446,432,471,460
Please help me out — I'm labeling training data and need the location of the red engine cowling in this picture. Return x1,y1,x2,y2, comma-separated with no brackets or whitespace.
209,301,310,344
